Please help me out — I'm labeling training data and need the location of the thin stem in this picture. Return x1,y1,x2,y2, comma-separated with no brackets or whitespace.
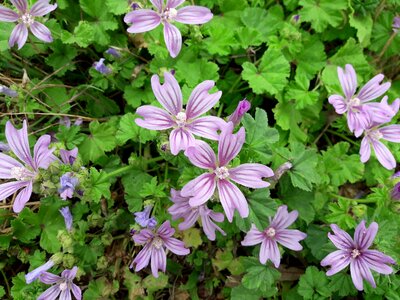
326,129,359,147
377,31,397,60
0,112,98,121
330,194,377,204
1,269,10,298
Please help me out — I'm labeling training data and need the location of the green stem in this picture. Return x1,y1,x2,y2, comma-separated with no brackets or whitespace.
330,194,377,204
326,129,359,147
1,269,10,299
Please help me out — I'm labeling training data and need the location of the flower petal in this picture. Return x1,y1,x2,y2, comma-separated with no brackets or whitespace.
71,283,82,300
380,125,400,143
362,249,395,274
6,120,34,169
0,180,28,202
163,21,182,58
185,81,222,119
33,134,56,169
200,211,225,241
350,260,364,291
169,128,195,155
9,23,28,50
178,210,198,230
354,220,378,250
337,64,357,100
13,180,33,213
217,179,248,222
151,247,166,277
360,137,371,163
60,289,72,300
358,74,391,103
328,94,347,114
275,229,306,251
175,6,213,24
135,105,174,130
30,0,57,16
241,224,264,246
0,6,19,22
260,239,280,267
166,0,185,9
39,272,61,284
124,9,161,33
30,21,53,42
157,220,175,237
270,205,299,229
347,109,370,137
0,152,23,179
133,243,152,272
150,0,163,12
61,266,78,280
218,123,245,167
229,163,273,189
321,250,351,276
184,140,216,169
371,139,396,170
37,285,61,300
151,72,183,115
186,116,226,140
10,0,28,13
328,224,355,250
182,173,216,207
163,237,190,255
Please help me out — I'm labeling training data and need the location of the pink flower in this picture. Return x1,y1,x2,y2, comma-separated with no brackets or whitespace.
168,189,225,241
227,99,251,126
130,220,190,277
328,64,391,137
181,122,274,222
135,72,226,155
124,0,213,57
241,205,307,267
321,221,395,291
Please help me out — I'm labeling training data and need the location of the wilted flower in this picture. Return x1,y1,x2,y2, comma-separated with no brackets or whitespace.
25,259,55,284
124,0,213,57
328,64,391,137
135,72,226,155
38,266,82,300
241,205,306,267
0,85,18,97
0,0,57,49
182,123,274,222
134,205,157,229
0,120,56,212
105,47,121,58
60,148,78,165
59,172,79,200
321,221,396,291
393,16,400,32
93,58,112,75
273,161,293,181
59,206,73,231
227,99,251,126
130,221,190,277
168,189,225,241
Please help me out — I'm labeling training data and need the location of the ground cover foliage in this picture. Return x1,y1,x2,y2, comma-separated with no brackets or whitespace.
0,0,399,299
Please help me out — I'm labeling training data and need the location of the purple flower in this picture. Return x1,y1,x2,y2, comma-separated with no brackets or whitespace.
0,120,56,213
134,205,157,229
181,122,274,222
0,85,18,97
60,148,78,165
168,189,225,241
38,266,82,300
0,142,10,152
292,14,300,23
105,47,121,58
360,123,400,170
391,182,400,200
135,72,226,155
241,205,306,267
321,221,396,291
227,99,251,126
93,58,112,75
328,64,391,137
124,0,213,57
365,96,400,125
59,206,73,231
130,220,190,277
59,172,79,200
25,259,55,284
0,0,57,49
393,16,400,32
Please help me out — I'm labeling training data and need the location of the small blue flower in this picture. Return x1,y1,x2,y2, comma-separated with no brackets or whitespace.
134,206,157,229
0,85,18,97
93,58,112,75
105,48,121,58
59,206,73,231
59,173,79,200
25,259,55,284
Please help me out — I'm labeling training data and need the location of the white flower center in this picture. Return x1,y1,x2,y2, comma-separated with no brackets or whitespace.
266,227,276,238
59,282,68,291
348,97,361,112
21,13,34,26
215,166,230,180
175,112,187,127
162,8,178,21
351,249,361,259
369,129,383,141
10,167,31,181
152,237,164,249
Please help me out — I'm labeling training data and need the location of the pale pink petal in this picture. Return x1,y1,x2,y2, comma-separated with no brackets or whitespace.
321,250,351,275
229,163,273,189
200,212,225,241
354,221,378,250
380,125,400,143
166,0,185,9
9,23,29,50
185,81,222,119
151,72,183,115
29,0,57,16
124,10,161,33
0,180,28,202
363,250,395,274
329,224,355,250
366,96,399,124
150,0,163,12
371,139,396,170
39,272,61,284
217,179,248,222
182,173,216,206
218,123,245,166
163,237,190,255
360,137,371,163
0,6,19,22
358,74,391,103
33,135,56,169
0,153,23,179
169,128,195,155
178,210,198,230
260,239,280,267
133,229,155,244
61,266,78,280
11,0,27,12
13,180,33,213
184,140,216,169
135,105,174,130
350,260,364,291
175,6,213,24
71,283,81,300
275,229,306,251
186,116,226,140
337,64,357,99
157,220,175,238
37,285,61,300
163,21,182,58
6,120,34,168
328,94,347,114
30,22,53,42
270,205,299,229
347,109,370,137
133,243,152,272
60,289,71,300
151,247,166,277
241,224,264,246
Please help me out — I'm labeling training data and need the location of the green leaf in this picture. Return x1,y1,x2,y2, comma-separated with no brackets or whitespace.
142,273,169,292
203,17,237,56
122,169,152,211
84,168,111,203
231,284,264,300
83,277,119,299
242,265,280,294
116,113,158,145
305,225,332,260
299,0,348,32
369,12,400,57
46,41,78,76
286,74,320,110
329,273,358,297
326,198,357,229
242,108,279,164
175,57,219,87
106,0,129,15
295,36,327,80
349,13,373,47
183,228,203,248
61,21,95,48
298,266,332,299
240,6,284,38
242,48,290,95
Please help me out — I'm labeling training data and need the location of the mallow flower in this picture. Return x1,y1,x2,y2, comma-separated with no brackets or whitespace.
124,0,213,57
241,205,306,267
321,221,396,291
168,189,225,241
328,64,391,137
130,220,190,277
182,122,274,222
135,72,225,155
0,0,57,49
0,120,56,212
227,99,251,126
25,259,55,284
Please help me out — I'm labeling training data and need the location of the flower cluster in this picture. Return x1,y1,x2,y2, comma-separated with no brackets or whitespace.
328,64,400,169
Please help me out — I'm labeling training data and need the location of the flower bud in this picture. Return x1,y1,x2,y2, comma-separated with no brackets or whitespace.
227,99,251,126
